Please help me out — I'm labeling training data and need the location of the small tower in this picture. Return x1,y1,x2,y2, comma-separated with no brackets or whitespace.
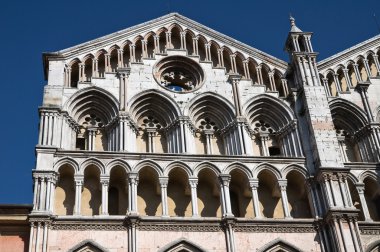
285,17,364,252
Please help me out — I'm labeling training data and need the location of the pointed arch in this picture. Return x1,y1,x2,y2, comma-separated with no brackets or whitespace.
185,92,235,129
68,239,109,252
128,89,181,126
81,53,94,62
329,98,368,134
358,170,378,183
64,86,119,124
243,93,295,131
257,238,303,252
366,240,380,252
158,238,207,252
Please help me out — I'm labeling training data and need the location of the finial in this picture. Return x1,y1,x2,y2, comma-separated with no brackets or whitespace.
289,14,296,27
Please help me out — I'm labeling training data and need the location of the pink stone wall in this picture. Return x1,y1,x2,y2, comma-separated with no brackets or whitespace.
48,230,129,252
0,235,28,252
234,232,321,252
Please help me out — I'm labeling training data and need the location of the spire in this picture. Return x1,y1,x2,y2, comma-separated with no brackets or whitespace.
289,15,302,32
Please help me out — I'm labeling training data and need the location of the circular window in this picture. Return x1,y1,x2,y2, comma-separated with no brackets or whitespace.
153,56,205,93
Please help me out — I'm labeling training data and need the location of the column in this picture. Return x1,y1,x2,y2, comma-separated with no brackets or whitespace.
363,59,371,79
128,173,139,214
74,176,83,215
356,183,372,221
101,176,109,215
159,177,169,217
79,63,85,82
118,49,124,67
281,78,289,96
129,44,135,63
87,128,96,151
259,134,269,156
353,64,362,82
180,31,186,50
117,68,131,111
105,54,111,72
192,37,198,56
343,68,353,89
256,65,263,85
205,43,211,61
322,78,331,96
278,180,292,218
373,55,380,76
229,54,237,73
204,131,213,154
141,40,147,58
268,71,275,91
165,32,172,49
65,66,71,87
219,175,233,217
189,178,199,217
333,74,342,92
249,179,261,218
153,35,160,54
229,75,242,116
243,60,249,79
217,48,223,67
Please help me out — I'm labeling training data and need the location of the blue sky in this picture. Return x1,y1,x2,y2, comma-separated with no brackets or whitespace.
0,0,379,204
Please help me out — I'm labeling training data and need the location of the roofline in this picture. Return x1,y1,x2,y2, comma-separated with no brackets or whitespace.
318,34,380,70
42,12,288,79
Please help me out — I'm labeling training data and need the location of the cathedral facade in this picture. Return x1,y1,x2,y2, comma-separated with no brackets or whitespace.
24,13,380,251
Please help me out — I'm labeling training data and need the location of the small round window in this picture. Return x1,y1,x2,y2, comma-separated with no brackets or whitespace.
153,56,205,93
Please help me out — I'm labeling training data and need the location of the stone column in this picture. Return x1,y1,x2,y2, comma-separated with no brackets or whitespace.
333,74,342,92
363,59,371,78
87,128,97,151
322,78,331,96
229,75,242,116
165,32,172,49
101,176,109,215
141,40,147,58
219,175,233,217
159,177,169,217
153,35,160,54
229,54,237,73
129,44,135,63
353,64,362,82
92,58,98,78
343,68,353,89
128,173,139,214
268,71,276,91
249,179,261,218
256,65,263,85
205,43,211,61
192,37,198,56
79,63,85,82
180,31,186,50
356,183,372,221
278,180,292,218
259,133,269,156
117,67,131,111
217,48,223,67
189,178,199,217
74,176,83,215
373,55,380,76
105,54,111,72
117,49,124,67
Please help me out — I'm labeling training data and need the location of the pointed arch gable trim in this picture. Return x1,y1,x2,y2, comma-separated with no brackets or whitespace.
358,170,379,183
257,238,303,252
68,239,109,252
281,163,308,178
157,238,208,252
329,98,368,132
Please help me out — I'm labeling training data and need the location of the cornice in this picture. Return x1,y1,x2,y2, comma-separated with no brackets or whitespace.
318,34,380,71
42,13,287,70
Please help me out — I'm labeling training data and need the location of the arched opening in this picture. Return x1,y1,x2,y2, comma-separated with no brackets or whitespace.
364,177,380,221
261,65,271,91
257,170,284,218
358,59,368,81
222,48,232,74
84,57,93,82
137,167,161,216
108,166,128,215
55,165,75,215
122,42,131,67
248,59,258,84
347,179,363,221
146,35,155,59
368,54,378,77
197,169,221,217
158,30,167,54
229,169,253,218
274,71,285,97
326,72,337,96
109,48,118,72
210,42,219,67
168,168,191,217
235,54,245,77
81,165,101,216
70,61,79,88
337,68,348,92
185,31,194,56
97,52,106,77
198,36,207,61
170,26,182,49
298,35,306,52
347,63,358,87
134,39,143,63
286,171,311,218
